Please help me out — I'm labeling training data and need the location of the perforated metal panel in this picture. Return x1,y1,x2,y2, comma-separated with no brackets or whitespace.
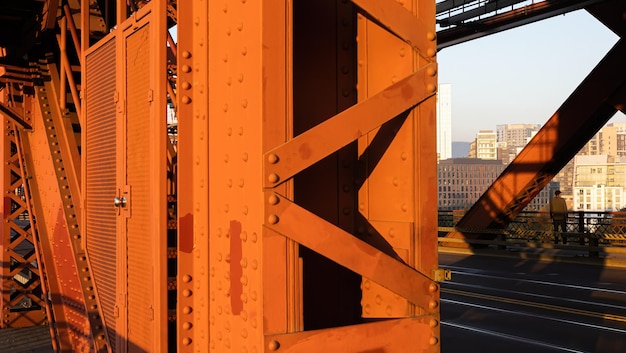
84,37,118,351
125,22,156,353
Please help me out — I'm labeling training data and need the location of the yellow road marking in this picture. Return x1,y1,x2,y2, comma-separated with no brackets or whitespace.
442,287,626,323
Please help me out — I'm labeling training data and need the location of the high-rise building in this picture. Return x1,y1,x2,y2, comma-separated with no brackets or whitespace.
496,124,541,148
436,83,452,160
438,158,504,210
475,130,497,160
496,123,541,164
573,154,626,211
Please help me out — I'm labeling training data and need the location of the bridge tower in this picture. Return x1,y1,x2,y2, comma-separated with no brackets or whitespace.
1,0,441,351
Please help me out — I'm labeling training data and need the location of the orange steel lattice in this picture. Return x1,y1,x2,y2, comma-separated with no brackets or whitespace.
0,0,441,351
0,118,47,329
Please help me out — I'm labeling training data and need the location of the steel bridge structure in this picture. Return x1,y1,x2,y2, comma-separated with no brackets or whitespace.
0,0,624,352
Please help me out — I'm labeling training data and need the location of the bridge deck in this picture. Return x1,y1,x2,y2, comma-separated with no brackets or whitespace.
0,326,53,353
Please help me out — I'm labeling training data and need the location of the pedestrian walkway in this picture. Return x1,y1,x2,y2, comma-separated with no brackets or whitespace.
0,326,53,353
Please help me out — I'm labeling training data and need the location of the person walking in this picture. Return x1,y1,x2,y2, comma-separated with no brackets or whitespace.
549,190,568,244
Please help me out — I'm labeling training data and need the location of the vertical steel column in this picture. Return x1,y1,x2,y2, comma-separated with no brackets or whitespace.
178,0,440,351
354,0,439,322
176,0,210,350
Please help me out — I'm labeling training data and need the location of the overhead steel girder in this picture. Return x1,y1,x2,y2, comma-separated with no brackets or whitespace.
587,0,626,43
454,36,626,233
437,0,606,50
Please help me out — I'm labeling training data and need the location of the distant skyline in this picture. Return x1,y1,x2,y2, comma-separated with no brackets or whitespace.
437,9,626,142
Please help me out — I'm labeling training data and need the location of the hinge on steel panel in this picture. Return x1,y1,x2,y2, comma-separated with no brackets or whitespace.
148,305,154,321
433,269,451,282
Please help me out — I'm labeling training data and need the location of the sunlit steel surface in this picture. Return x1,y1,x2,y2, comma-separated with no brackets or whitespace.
1,0,441,352
1,0,624,351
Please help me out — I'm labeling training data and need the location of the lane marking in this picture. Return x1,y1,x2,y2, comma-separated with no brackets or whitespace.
446,281,626,312
442,298,626,334
441,321,588,353
443,266,626,295
443,287,626,323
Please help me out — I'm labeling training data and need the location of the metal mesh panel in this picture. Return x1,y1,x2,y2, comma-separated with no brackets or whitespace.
125,23,154,352
84,37,118,351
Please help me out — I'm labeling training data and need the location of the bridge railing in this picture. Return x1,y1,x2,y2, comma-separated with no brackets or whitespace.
438,210,626,259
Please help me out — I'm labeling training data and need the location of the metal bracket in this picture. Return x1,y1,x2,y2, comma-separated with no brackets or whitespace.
433,269,451,282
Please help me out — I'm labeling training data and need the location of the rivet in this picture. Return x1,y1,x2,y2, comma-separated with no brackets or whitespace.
268,173,280,183
268,340,280,351
426,66,437,77
182,96,191,104
426,32,436,41
429,283,439,293
182,81,192,90
183,337,192,345
429,300,438,309
429,336,439,345
182,51,192,58
268,214,279,224
268,153,279,164
183,322,193,330
183,289,193,297
183,306,193,314
429,318,439,328
427,48,436,57
182,64,192,73
427,83,437,93
268,194,279,205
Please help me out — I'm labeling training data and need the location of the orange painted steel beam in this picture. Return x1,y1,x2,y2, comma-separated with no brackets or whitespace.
264,317,439,352
455,42,626,232
587,0,626,38
0,118,46,329
437,0,606,49
12,123,58,350
21,76,107,351
265,194,438,313
264,64,437,188
175,0,204,351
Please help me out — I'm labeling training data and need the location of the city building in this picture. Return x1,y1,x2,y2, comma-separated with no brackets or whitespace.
475,130,498,160
496,123,540,164
438,158,504,210
572,154,626,211
436,83,452,161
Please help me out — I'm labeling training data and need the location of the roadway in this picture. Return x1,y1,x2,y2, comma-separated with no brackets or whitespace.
440,252,626,353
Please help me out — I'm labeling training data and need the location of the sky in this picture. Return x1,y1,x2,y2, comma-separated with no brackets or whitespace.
437,9,626,142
